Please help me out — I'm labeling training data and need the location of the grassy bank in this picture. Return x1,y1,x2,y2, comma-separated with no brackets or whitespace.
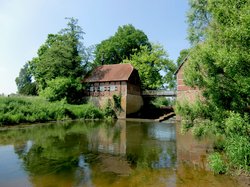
0,96,104,126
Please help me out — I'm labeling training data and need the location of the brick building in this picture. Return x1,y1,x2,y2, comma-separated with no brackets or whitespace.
175,57,202,123
175,57,201,104
83,63,143,118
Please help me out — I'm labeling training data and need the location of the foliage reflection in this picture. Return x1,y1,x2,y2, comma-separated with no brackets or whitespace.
0,120,177,186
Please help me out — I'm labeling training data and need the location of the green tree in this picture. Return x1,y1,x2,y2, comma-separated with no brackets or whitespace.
176,49,189,67
187,0,211,45
184,0,250,113
15,62,37,95
28,18,89,103
176,0,250,172
40,77,84,104
94,24,151,65
30,19,84,88
123,44,176,89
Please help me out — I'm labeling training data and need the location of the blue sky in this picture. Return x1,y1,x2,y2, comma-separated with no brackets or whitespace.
0,0,190,94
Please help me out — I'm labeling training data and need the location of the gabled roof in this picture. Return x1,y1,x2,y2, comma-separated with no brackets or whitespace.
83,63,135,83
174,54,189,75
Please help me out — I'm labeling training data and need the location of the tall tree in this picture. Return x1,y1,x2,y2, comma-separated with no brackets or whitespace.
28,18,89,103
30,18,85,90
184,0,250,113
15,62,37,95
123,44,176,90
94,24,151,65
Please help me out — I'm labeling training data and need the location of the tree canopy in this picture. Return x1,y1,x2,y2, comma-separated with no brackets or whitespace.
184,0,250,113
95,24,175,90
94,24,151,65
24,18,90,103
15,62,37,95
123,44,176,90
176,49,190,67
30,18,85,90
187,0,211,45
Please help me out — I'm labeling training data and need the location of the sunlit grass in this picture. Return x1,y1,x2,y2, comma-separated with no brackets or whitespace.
0,96,104,126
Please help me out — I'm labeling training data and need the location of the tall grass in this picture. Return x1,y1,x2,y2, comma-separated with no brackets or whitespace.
0,96,104,125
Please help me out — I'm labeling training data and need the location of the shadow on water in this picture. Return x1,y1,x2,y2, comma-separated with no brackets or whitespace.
0,119,242,187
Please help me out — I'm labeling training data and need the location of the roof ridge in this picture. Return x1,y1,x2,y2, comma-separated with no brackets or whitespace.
100,63,132,67
83,63,135,83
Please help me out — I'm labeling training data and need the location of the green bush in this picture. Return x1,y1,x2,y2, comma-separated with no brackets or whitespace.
68,104,104,119
39,77,84,104
225,135,250,171
0,96,105,125
103,99,116,118
213,135,226,151
192,123,206,138
208,152,227,174
151,97,171,108
224,112,250,137
113,94,122,110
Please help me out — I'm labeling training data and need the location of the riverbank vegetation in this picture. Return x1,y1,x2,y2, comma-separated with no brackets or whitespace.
0,96,104,126
176,0,250,175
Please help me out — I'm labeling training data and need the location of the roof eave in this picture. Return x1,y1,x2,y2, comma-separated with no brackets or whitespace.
174,54,189,75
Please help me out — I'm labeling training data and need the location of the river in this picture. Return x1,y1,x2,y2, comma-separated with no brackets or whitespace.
0,119,242,187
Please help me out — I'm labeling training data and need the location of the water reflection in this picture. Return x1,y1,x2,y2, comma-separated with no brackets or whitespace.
0,120,241,187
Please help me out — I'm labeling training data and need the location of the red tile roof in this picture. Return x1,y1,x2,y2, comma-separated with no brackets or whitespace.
83,63,134,83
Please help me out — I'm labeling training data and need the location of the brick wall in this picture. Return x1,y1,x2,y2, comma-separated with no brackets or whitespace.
176,63,201,103
84,80,143,118
176,62,202,121
85,81,126,97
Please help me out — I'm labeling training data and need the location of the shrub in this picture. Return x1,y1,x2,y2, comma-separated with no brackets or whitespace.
213,135,226,151
0,96,105,125
225,135,250,171
39,77,84,104
224,112,250,137
208,152,227,174
113,94,122,110
68,104,104,119
103,99,116,118
192,123,206,138
151,97,172,108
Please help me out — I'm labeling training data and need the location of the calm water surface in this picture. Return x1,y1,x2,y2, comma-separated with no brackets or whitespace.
0,120,241,187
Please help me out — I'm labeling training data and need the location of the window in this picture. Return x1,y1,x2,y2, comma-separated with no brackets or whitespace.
100,86,105,92
110,85,117,91
106,86,110,91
